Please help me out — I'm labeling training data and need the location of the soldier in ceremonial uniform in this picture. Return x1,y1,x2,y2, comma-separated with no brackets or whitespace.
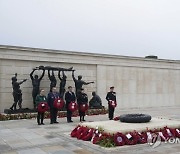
77,88,88,122
65,86,76,123
35,89,47,125
106,86,116,120
47,87,60,124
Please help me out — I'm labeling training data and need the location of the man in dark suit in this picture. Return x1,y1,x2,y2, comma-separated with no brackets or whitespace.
47,87,60,124
65,86,76,123
106,86,116,120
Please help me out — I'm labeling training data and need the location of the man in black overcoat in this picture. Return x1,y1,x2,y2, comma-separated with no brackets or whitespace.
65,86,76,123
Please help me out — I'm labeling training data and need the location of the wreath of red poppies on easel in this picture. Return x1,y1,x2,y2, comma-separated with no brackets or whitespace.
53,98,64,109
37,102,49,113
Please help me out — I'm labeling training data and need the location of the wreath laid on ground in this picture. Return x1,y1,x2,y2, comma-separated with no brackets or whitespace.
120,114,151,123
70,125,180,148
136,131,148,144
114,132,126,146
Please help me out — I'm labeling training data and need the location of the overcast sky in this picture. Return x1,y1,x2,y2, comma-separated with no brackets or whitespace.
0,0,180,60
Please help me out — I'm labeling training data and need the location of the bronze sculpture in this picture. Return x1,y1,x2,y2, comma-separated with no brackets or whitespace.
89,92,102,109
30,68,45,108
10,73,27,110
48,70,57,92
58,70,67,98
72,70,94,96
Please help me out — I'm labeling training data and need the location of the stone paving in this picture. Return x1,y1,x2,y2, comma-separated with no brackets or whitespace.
0,106,180,154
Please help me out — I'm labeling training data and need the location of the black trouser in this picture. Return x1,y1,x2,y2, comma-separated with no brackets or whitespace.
50,107,58,123
67,109,72,122
11,93,22,110
79,110,85,121
108,104,115,120
37,112,44,124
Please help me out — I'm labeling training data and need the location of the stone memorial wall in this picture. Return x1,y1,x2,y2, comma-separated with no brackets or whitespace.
0,45,180,112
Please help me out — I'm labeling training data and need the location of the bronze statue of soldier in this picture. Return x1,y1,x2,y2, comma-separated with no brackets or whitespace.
58,70,67,98
72,70,94,96
48,70,57,92
10,73,27,110
30,68,45,108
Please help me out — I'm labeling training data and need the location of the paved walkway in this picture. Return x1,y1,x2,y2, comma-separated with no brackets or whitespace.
0,106,180,154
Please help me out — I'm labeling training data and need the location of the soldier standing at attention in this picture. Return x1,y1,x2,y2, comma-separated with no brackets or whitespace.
65,86,76,123
106,86,116,120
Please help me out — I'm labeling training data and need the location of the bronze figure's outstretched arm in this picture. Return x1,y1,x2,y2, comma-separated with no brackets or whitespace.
84,81,94,85
18,79,27,85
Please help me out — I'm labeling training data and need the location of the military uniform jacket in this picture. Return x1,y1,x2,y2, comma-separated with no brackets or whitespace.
65,91,76,108
106,92,116,102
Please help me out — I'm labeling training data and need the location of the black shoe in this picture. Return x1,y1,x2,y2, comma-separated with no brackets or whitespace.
82,119,86,122
54,121,59,123
67,120,73,123
10,107,13,110
50,122,53,124
41,123,45,125
38,123,41,125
